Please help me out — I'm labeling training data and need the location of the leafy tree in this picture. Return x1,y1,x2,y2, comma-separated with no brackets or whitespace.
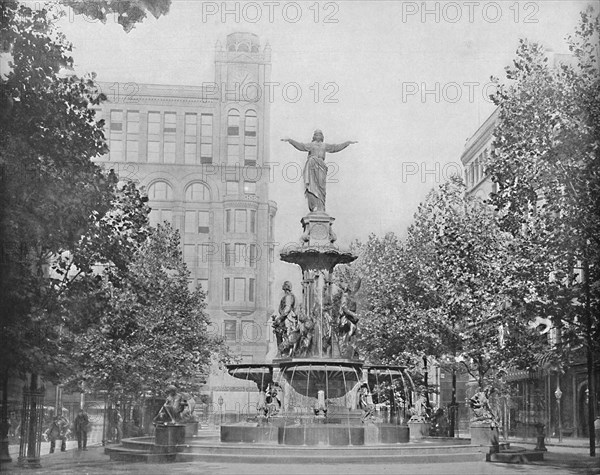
487,8,600,452
0,1,113,384
405,178,542,389
64,223,228,397
63,0,171,33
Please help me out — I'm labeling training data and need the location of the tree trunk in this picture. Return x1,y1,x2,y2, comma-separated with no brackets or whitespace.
0,371,11,463
449,368,457,437
584,260,596,457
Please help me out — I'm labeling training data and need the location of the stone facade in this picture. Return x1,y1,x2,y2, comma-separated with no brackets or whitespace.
93,33,277,403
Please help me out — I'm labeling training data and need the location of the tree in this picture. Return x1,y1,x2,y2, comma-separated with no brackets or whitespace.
0,1,114,384
63,0,171,33
0,2,171,462
487,8,600,454
64,223,227,397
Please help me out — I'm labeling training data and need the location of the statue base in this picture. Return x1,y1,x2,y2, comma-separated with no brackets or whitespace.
153,423,185,450
301,212,337,247
408,422,430,440
470,423,499,453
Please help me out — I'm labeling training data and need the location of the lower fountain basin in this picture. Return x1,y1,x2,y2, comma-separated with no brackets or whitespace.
220,422,409,446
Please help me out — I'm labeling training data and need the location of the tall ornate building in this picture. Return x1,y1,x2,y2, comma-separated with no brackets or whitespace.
94,33,277,409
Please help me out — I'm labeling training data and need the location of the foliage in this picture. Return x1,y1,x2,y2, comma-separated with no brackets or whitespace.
487,8,600,363
350,178,544,392
406,178,543,387
63,223,228,396
62,0,171,33
0,2,114,380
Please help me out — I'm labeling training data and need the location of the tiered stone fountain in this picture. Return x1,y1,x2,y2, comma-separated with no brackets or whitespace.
106,131,533,464
223,131,411,445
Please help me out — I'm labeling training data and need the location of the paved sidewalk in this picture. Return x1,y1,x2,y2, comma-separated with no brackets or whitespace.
1,440,598,474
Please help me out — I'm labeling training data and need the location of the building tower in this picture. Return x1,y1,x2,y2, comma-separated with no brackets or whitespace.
94,32,277,406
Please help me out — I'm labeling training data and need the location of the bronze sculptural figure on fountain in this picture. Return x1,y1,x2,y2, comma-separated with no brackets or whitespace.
338,278,361,358
281,130,357,213
154,385,183,424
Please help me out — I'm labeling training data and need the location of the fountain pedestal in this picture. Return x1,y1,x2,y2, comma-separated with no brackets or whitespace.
470,423,499,453
408,422,430,440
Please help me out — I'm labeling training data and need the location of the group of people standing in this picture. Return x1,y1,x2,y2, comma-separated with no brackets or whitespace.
44,408,90,453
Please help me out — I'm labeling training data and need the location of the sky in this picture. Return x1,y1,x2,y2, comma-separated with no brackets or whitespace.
52,0,594,291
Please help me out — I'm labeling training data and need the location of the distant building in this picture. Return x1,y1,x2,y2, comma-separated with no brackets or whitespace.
94,32,278,410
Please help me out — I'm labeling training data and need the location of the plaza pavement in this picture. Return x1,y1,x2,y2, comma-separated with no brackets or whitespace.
1,437,598,475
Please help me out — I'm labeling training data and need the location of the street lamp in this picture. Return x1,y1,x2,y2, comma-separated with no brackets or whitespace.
218,396,224,425
554,385,563,443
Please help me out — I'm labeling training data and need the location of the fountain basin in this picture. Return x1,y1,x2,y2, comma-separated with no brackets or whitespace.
220,422,409,446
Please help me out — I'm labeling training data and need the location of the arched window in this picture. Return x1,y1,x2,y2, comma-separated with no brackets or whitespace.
228,110,240,136
147,181,173,201
185,182,211,202
244,110,257,166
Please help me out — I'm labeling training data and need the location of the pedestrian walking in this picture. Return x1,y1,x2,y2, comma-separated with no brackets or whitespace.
45,410,69,453
74,408,90,450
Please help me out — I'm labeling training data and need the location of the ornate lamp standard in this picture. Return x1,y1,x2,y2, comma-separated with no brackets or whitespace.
218,396,224,425
554,384,563,443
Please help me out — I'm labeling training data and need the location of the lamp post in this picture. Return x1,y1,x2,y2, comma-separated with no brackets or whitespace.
218,396,224,425
554,384,562,443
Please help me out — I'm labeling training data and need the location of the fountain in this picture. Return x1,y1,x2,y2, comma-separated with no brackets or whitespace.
104,129,530,464
222,130,411,446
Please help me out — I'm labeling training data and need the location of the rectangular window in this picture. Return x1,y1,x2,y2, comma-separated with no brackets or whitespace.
198,278,208,294
269,246,275,263
200,114,213,164
249,278,255,302
110,110,123,131
235,209,246,233
149,209,172,226
224,277,231,301
164,141,176,164
126,139,138,162
109,139,123,160
127,111,139,135
242,354,254,363
234,278,245,302
244,144,257,166
183,244,196,269
226,181,238,196
227,142,239,165
234,243,245,268
184,211,196,234
184,142,197,164
200,144,213,164
148,112,160,135
224,243,233,267
164,112,177,134
225,209,232,233
148,141,160,162
198,243,210,267
224,320,237,341
244,181,256,195
184,113,197,137
250,210,257,234
249,244,257,267
198,211,210,234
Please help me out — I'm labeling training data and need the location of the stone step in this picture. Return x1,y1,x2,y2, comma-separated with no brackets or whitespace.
487,446,545,464
177,451,486,464
104,446,177,463
181,441,479,457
